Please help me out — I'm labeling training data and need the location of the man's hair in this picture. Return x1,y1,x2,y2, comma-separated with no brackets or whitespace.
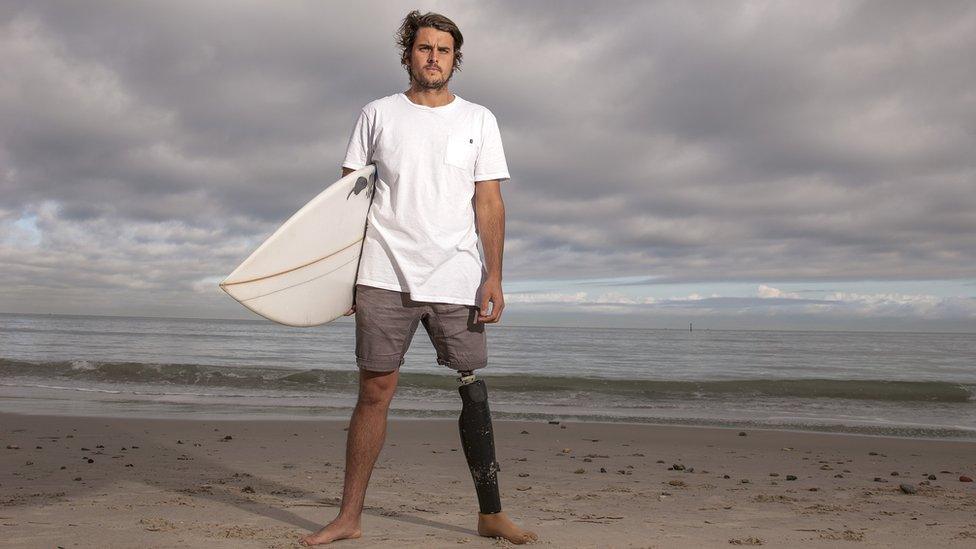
396,10,464,74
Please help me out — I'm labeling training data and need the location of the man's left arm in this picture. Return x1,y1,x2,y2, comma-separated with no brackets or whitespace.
474,180,505,323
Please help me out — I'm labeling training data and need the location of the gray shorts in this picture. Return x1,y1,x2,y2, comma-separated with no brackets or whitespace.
354,284,487,373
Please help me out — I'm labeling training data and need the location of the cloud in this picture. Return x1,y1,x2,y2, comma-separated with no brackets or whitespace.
757,284,800,299
504,286,976,321
824,291,976,319
1,1,974,323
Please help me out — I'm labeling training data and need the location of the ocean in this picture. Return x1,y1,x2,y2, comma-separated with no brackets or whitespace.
1,313,974,440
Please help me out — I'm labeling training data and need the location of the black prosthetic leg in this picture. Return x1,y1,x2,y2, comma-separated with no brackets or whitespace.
457,372,502,514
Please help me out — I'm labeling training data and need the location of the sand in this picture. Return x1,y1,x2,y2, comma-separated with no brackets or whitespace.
1,411,975,548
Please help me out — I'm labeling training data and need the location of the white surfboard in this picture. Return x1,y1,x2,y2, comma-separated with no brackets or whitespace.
219,165,376,327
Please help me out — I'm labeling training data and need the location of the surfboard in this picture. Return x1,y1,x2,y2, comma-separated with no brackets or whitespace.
219,165,376,327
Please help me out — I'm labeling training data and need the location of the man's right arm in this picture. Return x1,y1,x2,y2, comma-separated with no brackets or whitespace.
340,166,357,316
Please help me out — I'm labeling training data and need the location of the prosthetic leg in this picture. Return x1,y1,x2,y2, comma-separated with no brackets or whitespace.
457,371,502,514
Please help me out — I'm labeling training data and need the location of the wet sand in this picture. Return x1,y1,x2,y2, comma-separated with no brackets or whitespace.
2,411,975,547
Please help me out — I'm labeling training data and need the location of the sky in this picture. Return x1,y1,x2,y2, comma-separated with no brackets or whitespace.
1,0,975,331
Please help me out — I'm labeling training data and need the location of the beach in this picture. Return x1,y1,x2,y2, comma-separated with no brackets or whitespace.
2,411,975,548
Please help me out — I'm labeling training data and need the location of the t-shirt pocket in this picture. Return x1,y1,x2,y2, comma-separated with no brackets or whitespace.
444,134,477,172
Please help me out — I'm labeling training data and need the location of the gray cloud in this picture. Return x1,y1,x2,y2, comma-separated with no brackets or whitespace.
1,0,974,319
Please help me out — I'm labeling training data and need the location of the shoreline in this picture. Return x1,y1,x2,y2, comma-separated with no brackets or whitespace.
3,411,975,547
4,400,975,443
0,408,976,443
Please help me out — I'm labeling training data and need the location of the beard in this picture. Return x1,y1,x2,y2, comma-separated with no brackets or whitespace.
410,63,454,90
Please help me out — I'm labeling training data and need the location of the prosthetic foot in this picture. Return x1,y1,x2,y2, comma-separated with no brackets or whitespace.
457,371,502,514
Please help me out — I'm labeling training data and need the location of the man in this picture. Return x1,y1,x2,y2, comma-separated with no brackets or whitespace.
299,10,537,546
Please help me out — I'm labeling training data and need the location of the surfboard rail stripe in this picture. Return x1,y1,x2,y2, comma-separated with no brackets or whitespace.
238,255,362,303
220,237,364,287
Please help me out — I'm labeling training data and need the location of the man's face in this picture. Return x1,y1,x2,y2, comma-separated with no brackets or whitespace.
407,26,456,90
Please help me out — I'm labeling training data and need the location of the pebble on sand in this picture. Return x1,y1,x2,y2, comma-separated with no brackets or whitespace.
728,536,763,545
899,483,917,494
960,475,973,482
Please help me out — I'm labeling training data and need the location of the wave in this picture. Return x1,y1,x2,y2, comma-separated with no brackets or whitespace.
1,358,974,403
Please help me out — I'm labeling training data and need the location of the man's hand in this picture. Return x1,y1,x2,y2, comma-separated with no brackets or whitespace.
344,279,356,316
477,277,504,323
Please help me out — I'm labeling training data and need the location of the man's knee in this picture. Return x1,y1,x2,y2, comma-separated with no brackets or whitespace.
357,369,399,407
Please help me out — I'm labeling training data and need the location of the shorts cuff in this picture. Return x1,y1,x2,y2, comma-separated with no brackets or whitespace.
438,359,488,371
357,357,403,372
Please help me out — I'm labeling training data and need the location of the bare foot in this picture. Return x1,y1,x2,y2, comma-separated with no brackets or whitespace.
477,511,538,544
298,518,362,546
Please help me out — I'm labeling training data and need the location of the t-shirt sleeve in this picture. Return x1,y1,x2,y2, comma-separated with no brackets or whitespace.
342,109,371,170
474,111,510,182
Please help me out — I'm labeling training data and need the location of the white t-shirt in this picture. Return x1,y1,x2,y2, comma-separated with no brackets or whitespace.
342,93,510,306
